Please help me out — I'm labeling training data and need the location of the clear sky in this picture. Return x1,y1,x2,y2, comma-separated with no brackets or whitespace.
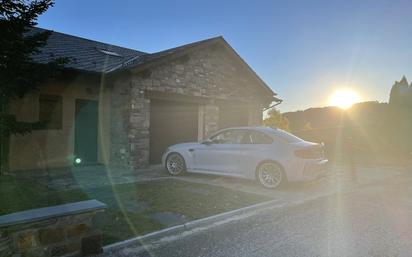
37,0,412,112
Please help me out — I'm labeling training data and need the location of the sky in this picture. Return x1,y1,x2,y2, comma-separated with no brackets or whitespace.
37,0,412,112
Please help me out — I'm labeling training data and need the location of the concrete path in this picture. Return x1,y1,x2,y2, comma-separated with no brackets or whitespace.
9,164,169,190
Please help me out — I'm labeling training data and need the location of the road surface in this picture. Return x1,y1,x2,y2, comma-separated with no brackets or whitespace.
102,170,412,257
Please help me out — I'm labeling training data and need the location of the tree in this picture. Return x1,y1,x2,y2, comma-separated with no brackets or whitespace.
0,0,66,174
263,108,290,131
302,122,313,131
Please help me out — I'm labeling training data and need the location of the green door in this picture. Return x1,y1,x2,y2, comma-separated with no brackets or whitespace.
74,99,98,165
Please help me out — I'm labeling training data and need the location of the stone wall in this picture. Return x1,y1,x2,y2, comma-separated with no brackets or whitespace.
110,78,132,168
134,44,270,102
0,200,106,257
128,86,151,169
110,43,272,169
203,103,220,137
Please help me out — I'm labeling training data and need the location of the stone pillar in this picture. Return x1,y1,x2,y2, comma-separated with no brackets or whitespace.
248,103,263,126
203,102,219,138
128,87,150,169
110,79,132,168
197,105,205,141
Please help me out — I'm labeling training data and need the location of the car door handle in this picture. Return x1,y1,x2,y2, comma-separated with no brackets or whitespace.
189,149,194,152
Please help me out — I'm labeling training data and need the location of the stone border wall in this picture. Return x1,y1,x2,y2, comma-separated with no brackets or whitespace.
0,200,106,257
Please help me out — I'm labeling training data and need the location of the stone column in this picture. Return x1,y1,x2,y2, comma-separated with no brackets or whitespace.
203,102,219,138
110,79,132,168
128,87,151,169
248,103,263,126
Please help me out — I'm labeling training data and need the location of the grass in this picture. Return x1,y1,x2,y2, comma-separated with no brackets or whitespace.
0,175,87,215
0,176,271,245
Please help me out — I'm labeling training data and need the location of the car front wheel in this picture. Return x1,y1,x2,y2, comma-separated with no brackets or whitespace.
165,153,186,175
256,162,285,189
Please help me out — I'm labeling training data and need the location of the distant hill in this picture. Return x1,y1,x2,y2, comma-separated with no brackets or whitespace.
282,76,412,160
284,106,342,131
284,75,412,132
284,101,387,132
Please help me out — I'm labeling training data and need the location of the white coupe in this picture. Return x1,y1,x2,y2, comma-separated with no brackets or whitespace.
162,127,328,189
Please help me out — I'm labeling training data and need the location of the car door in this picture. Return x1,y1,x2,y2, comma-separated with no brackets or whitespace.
193,129,247,173
235,130,275,177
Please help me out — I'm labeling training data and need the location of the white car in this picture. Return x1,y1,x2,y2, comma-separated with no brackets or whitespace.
162,127,328,189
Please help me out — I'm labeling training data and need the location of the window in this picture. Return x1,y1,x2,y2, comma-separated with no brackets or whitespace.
249,131,273,144
275,129,303,143
39,95,63,129
211,129,247,144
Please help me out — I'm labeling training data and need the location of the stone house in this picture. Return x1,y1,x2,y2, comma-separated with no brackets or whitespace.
9,28,280,171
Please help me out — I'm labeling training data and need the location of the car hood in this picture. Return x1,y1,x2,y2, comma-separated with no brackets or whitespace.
169,142,201,150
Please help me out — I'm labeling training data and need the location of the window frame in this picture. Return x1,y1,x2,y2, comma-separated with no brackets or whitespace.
243,130,274,145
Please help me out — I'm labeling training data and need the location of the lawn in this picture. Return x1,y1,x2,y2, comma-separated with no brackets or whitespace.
0,175,87,215
0,175,271,245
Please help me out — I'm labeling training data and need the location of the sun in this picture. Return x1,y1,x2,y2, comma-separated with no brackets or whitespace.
329,89,361,109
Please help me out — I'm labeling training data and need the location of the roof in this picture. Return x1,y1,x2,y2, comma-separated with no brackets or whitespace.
30,27,277,98
111,36,223,72
30,27,146,73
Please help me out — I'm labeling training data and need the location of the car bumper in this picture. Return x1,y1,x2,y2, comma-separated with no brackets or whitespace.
302,159,329,181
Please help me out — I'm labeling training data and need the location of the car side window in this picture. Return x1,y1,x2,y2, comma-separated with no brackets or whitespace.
249,131,273,144
211,130,247,144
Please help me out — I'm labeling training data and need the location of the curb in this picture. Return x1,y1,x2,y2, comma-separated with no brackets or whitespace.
183,198,278,230
103,198,280,253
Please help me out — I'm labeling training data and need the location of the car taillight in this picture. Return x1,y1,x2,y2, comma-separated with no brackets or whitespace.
295,147,324,159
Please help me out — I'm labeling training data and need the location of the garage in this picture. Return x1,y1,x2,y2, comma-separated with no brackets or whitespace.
149,99,199,164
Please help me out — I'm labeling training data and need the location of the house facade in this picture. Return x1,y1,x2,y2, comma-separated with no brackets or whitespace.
9,28,280,171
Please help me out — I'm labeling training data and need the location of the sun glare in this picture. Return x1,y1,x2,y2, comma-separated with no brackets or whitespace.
329,89,361,109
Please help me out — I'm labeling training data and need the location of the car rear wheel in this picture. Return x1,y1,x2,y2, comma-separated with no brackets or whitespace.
256,162,284,189
165,153,186,175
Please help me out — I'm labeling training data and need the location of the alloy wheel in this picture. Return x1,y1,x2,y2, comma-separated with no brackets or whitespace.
258,162,283,189
166,153,185,175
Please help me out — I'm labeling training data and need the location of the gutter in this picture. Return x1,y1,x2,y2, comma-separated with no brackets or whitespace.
263,96,283,111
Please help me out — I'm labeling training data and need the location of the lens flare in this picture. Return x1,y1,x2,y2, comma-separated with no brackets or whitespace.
75,158,82,164
329,89,361,109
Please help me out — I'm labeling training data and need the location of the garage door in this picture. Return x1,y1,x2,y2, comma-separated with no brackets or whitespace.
150,99,199,164
219,103,249,129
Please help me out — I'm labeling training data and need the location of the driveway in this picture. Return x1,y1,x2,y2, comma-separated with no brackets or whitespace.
172,163,406,206
99,164,412,257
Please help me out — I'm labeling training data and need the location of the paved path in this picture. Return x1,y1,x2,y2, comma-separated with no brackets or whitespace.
9,164,168,190
99,164,411,257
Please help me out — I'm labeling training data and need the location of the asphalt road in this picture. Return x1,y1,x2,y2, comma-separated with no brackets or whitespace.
104,172,412,257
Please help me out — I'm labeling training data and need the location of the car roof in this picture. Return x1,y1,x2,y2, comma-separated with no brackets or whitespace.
217,126,277,133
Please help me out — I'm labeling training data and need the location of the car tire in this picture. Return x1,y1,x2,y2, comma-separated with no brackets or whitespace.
256,161,285,189
165,153,186,176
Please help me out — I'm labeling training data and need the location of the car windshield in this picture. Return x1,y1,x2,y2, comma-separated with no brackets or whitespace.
2,1,411,257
